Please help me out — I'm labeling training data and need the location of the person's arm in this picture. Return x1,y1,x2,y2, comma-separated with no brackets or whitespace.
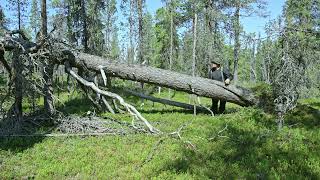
223,68,233,85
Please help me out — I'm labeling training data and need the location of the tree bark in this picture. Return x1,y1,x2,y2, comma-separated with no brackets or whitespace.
129,0,135,64
41,0,47,37
72,53,257,107
192,13,197,77
233,6,240,82
41,0,55,116
12,50,23,120
80,0,88,52
18,0,21,31
43,60,55,115
114,88,210,112
137,0,144,64
192,13,198,115
250,38,256,82
0,35,257,109
168,0,174,98
65,61,159,133
169,0,173,72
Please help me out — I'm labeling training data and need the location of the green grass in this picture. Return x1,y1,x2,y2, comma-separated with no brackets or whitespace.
0,89,320,179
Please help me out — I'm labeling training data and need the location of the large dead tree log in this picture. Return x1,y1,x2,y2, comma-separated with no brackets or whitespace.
0,31,260,135
72,53,257,107
0,34,257,108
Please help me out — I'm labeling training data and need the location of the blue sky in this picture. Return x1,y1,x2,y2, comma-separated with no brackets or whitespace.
144,0,286,35
241,0,286,34
1,0,286,36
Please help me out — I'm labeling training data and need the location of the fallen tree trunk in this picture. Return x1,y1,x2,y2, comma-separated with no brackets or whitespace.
113,88,212,113
72,53,257,107
2,31,258,134
0,34,257,108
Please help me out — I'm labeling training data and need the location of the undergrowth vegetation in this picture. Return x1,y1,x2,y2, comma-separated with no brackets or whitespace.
0,89,319,179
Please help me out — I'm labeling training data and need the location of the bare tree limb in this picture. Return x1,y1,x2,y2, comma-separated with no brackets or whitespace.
65,61,160,134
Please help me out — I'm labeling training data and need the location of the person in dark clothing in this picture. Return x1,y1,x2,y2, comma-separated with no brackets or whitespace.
208,60,233,114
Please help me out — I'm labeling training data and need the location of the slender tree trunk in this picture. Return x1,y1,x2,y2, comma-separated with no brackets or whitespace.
262,55,268,82
81,0,88,52
250,38,256,82
227,35,232,70
262,37,271,84
66,4,76,44
265,54,270,84
169,3,173,72
43,61,54,115
41,0,47,36
42,0,55,116
129,0,135,64
233,6,240,82
192,13,198,115
168,0,174,98
137,0,143,64
205,0,213,67
136,0,145,103
12,0,23,120
192,14,198,77
13,50,23,121
18,0,21,31
105,2,111,52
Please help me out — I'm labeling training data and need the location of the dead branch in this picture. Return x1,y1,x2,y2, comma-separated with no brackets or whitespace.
64,61,160,134
209,124,229,141
113,88,212,113
0,133,119,137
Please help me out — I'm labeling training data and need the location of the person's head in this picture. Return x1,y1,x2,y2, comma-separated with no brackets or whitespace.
210,61,221,70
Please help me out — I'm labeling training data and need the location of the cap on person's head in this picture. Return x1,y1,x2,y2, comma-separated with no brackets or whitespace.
210,60,221,65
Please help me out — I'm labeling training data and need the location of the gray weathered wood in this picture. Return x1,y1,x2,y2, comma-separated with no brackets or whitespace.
0,36,257,107
114,88,210,112
73,53,257,107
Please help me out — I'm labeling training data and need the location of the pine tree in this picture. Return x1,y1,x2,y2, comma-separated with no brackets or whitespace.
105,0,118,58
86,0,105,55
8,0,28,31
41,0,55,116
137,0,145,64
154,1,180,70
110,26,120,60
204,0,225,71
284,0,318,68
0,5,6,33
141,12,156,65
30,0,40,40
249,33,256,82
224,0,268,82
80,0,88,52
270,0,320,128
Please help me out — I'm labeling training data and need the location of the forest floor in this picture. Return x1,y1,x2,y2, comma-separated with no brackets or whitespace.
0,88,320,179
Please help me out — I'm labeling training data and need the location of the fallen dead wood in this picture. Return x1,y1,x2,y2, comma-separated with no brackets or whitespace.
64,61,160,134
0,133,119,137
113,88,212,113
0,31,257,130
0,34,257,107
0,34,162,134
72,53,257,107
